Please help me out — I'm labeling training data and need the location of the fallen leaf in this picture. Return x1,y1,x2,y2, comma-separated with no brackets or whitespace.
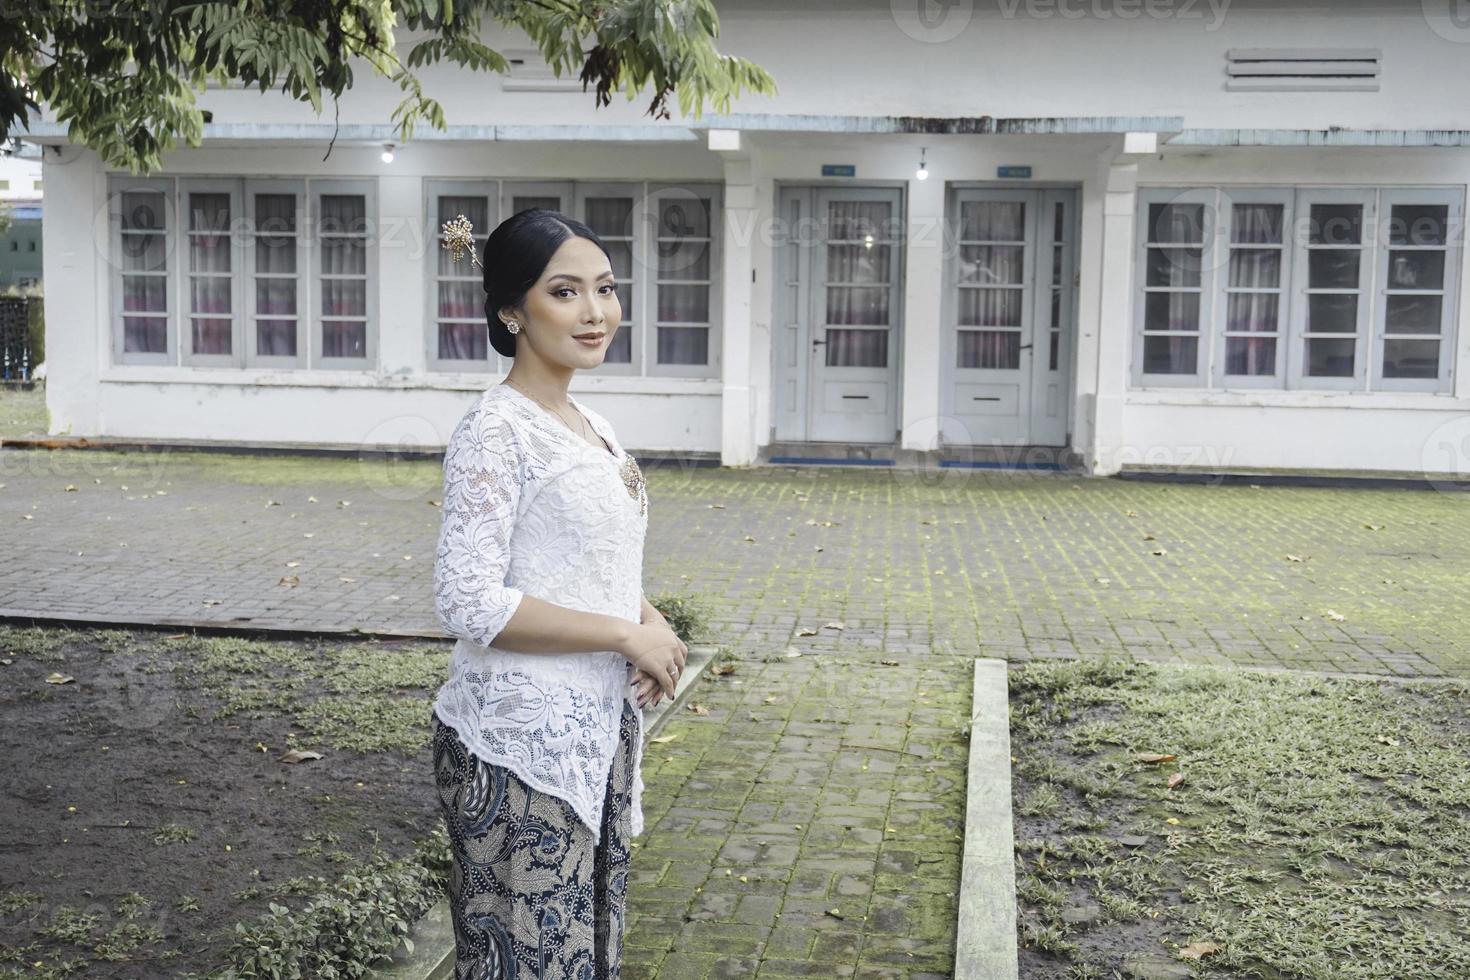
708,503,725,509
45,672,74,684
1375,734,1400,747
763,696,782,704
428,499,441,507
278,576,299,588
1285,554,1309,562
784,647,802,658
880,659,901,667
1142,532,1155,541
1167,772,1186,790
64,484,77,492
278,749,324,764
825,908,844,920
164,634,187,640
339,577,356,583
797,627,819,637
648,733,679,744
285,561,301,568
687,703,710,716
1150,549,1168,556
823,621,846,631
1178,940,1220,960
1136,753,1177,764
1324,609,1346,622
307,496,318,503
1165,817,1181,825
202,599,223,606
711,663,737,675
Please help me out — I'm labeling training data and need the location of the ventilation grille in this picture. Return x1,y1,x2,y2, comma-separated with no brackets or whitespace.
1225,48,1380,92
502,49,583,92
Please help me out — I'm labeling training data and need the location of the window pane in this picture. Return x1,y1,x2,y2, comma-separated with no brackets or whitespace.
438,322,487,361
1308,249,1360,289
256,236,297,275
585,197,634,237
438,281,480,320
959,201,1024,241
657,238,709,279
826,200,886,241
826,329,888,368
1384,294,1443,334
188,193,231,232
663,198,712,238
123,317,168,353
1145,248,1202,288
659,284,710,323
1387,250,1444,290
958,289,1022,327
1388,205,1448,246
1231,204,1283,244
1307,293,1358,333
121,192,166,231
1142,335,1198,374
1146,203,1205,245
257,320,297,357
604,326,632,364
322,322,367,358
603,240,634,280
255,194,297,234
1307,204,1362,246
827,244,891,284
322,280,366,317
1226,293,1279,333
1052,201,1064,240
657,326,708,364
319,195,367,235
120,234,166,272
256,279,297,317
513,196,561,213
191,318,232,355
958,245,1023,285
957,330,1019,370
190,277,231,316
1227,248,1280,288
1051,244,1063,287
1225,336,1276,376
1050,289,1061,328
825,286,888,326
1143,291,1200,332
438,195,488,231
122,276,167,313
190,234,231,273
1383,339,1440,378
1306,337,1355,377
322,238,366,276
614,283,633,321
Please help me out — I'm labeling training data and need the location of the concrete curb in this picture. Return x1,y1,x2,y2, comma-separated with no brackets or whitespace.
954,657,1020,980
365,643,722,980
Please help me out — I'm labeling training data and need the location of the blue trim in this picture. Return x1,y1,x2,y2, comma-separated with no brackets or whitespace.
768,456,894,467
939,459,1069,471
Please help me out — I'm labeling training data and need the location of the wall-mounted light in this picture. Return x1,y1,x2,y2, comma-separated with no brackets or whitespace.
915,146,929,181
380,143,396,164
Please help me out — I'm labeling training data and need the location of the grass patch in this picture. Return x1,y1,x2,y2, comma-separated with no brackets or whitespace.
1010,658,1470,979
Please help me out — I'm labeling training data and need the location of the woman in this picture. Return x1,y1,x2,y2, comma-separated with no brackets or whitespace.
430,207,689,979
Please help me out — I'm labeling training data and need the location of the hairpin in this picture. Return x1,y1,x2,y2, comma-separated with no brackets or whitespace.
440,214,482,269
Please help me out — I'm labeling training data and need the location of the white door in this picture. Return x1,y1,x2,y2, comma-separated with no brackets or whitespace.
774,186,904,443
944,187,1076,447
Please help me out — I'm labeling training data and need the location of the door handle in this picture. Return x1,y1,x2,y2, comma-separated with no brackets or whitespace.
812,339,827,346
1019,343,1033,351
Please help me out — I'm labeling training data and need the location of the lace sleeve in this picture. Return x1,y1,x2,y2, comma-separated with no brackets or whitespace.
433,406,526,648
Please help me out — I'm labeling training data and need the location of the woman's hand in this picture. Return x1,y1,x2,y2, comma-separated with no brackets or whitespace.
619,621,687,702
631,667,664,709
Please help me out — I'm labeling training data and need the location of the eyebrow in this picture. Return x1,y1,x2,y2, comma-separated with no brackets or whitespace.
548,271,615,284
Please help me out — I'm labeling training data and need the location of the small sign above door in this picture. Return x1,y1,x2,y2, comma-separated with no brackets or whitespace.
997,165,1033,178
821,164,857,177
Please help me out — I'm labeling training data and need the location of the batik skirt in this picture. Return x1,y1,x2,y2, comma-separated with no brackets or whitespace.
430,700,638,980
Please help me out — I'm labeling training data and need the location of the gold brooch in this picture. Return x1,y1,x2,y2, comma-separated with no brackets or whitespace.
620,455,646,516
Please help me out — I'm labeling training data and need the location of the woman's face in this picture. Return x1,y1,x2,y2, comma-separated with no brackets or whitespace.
506,235,621,369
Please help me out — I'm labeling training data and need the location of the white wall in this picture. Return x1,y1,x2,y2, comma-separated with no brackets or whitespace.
0,155,43,200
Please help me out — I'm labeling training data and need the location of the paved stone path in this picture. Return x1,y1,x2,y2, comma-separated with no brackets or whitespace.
3,441,1469,978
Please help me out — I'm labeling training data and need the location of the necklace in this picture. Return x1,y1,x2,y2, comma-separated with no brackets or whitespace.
503,377,593,444
501,378,646,516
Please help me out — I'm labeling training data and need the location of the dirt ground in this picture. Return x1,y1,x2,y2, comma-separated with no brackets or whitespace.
0,624,445,979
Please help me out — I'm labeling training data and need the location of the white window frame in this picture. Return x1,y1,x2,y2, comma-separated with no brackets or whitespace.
425,180,500,373
1132,187,1217,388
574,181,642,377
502,181,572,218
111,176,177,366
1372,187,1463,393
647,182,722,379
1132,184,1462,395
1211,186,1294,390
245,179,309,369
179,178,244,368
1286,187,1375,392
309,179,377,371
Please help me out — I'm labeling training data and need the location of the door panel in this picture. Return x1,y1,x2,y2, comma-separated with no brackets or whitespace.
774,186,904,443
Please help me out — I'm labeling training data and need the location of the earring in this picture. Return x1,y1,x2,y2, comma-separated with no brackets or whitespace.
506,320,520,335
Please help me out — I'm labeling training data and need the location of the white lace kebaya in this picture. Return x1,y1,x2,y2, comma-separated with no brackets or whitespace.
431,382,650,844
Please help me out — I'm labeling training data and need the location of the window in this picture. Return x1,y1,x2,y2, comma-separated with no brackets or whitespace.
109,176,375,368
426,180,721,377
1133,185,1462,393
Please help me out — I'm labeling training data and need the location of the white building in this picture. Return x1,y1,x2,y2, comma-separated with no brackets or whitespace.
24,0,1470,477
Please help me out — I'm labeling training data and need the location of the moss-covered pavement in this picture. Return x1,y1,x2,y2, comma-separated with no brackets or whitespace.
1,431,1466,977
